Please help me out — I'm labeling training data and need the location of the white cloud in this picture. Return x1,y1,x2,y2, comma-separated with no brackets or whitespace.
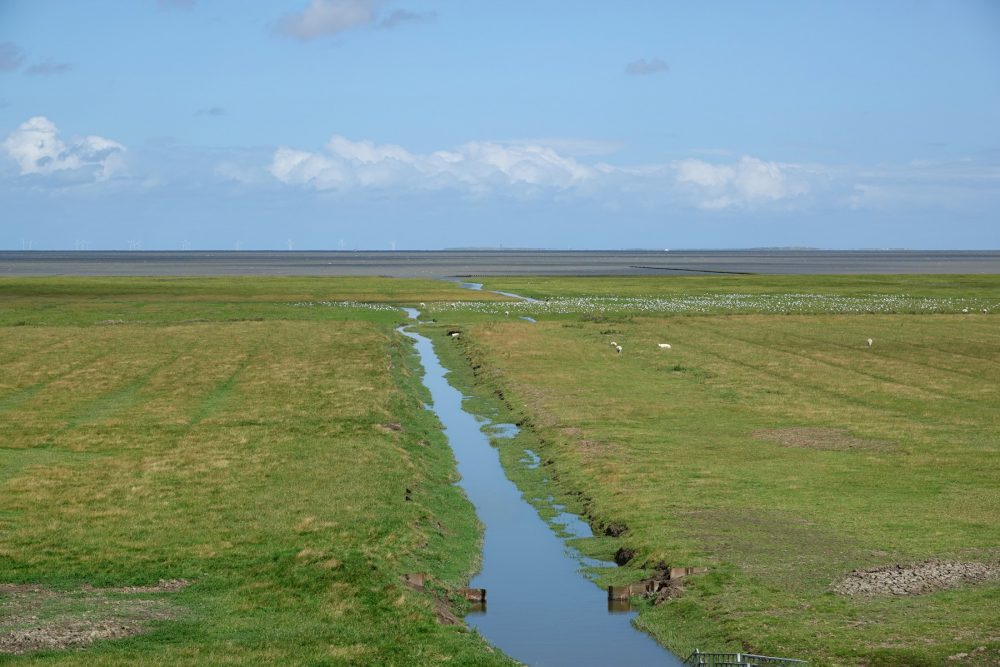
236,133,959,212
2,116,126,180
676,156,810,209
277,0,379,39
268,136,596,193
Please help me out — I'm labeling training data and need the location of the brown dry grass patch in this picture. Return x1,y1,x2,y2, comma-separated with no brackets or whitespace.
752,427,896,452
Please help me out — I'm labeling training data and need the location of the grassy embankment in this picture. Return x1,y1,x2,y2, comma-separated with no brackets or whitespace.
0,277,514,665
425,275,1000,667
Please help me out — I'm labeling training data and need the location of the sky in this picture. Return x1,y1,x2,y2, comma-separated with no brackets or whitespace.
1,0,999,251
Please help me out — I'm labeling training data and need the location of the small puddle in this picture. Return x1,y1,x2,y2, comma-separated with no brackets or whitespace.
491,422,520,439
399,309,680,666
521,449,541,469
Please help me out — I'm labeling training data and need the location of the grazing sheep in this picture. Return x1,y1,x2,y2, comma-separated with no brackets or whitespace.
962,308,969,313
615,345,622,354
610,341,618,347
983,308,989,314
867,337,873,348
658,343,672,349
419,302,426,308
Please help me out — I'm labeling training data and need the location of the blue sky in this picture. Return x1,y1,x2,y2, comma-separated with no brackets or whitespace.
1,0,998,250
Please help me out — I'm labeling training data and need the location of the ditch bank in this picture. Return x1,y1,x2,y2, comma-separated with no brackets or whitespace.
399,310,681,666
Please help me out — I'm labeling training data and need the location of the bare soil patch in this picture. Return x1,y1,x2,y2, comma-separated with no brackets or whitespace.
83,578,191,594
753,427,895,452
0,582,184,655
833,560,1000,597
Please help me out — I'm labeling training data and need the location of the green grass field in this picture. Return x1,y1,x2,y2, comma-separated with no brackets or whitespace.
0,278,513,665
2,275,998,666
427,275,1000,666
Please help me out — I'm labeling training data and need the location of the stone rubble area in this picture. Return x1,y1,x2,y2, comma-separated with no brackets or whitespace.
833,560,1000,596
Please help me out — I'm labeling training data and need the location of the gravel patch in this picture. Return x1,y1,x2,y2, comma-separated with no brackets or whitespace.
0,581,185,655
833,560,1000,597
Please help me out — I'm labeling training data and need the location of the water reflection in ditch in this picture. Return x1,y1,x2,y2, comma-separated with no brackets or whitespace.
400,309,680,666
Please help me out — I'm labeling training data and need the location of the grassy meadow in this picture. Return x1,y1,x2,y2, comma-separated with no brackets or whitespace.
2,274,998,666
0,278,513,665
425,275,1000,666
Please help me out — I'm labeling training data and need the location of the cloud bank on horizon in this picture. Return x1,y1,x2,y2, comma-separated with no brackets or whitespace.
0,0,998,249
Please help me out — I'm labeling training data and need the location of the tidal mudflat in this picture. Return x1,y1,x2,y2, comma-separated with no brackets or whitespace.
3,249,1000,277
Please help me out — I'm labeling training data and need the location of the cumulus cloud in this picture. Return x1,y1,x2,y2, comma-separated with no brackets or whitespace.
268,136,596,193
261,135,819,210
277,0,431,39
625,58,669,75
0,42,25,72
2,116,126,180
24,60,73,76
676,156,810,209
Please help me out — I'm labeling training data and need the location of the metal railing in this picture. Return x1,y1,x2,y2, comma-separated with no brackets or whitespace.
683,649,807,666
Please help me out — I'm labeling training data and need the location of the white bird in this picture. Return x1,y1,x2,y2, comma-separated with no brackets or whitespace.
615,345,622,354
867,337,873,348
658,343,672,349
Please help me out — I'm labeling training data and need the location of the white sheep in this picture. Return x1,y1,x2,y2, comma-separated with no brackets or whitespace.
658,343,672,349
867,337,873,348
615,344,622,354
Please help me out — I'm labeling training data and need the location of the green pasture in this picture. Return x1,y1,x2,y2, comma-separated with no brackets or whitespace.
0,276,505,328
480,274,1000,300
432,275,1000,666
0,278,513,665
2,274,998,666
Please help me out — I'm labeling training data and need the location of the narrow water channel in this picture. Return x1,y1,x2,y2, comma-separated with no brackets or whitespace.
400,309,681,666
